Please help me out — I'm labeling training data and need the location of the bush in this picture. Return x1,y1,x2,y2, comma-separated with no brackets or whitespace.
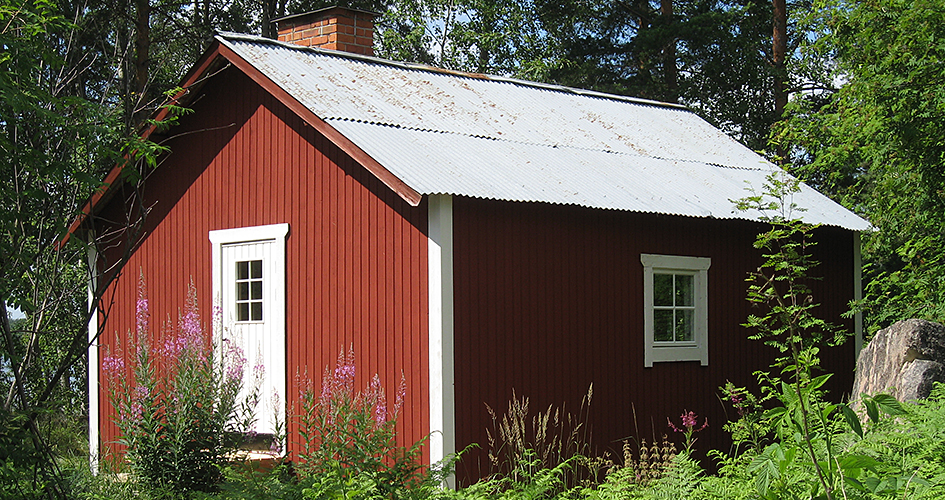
104,278,260,493
292,348,445,499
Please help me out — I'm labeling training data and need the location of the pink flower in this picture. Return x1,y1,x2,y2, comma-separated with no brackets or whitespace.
668,409,708,452
136,275,149,336
225,342,246,382
681,410,705,429
370,374,386,426
178,281,203,351
394,372,406,417
103,355,125,376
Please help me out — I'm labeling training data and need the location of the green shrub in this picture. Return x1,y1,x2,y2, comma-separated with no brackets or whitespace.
104,278,260,493
293,347,446,499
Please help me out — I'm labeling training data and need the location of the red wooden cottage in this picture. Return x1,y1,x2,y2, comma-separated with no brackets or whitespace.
84,7,870,478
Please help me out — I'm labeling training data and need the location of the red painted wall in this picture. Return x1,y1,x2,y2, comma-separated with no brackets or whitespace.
450,197,856,479
92,53,857,482
94,65,429,462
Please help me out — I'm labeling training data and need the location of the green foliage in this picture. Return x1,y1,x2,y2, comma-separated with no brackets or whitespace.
376,0,554,77
735,171,848,360
732,174,849,500
719,381,769,454
293,348,442,500
105,279,261,493
447,451,575,500
777,0,945,333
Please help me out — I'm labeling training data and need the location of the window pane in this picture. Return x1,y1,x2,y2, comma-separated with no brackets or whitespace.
237,282,249,300
676,309,694,341
654,310,674,341
237,261,248,280
251,260,263,279
654,274,673,306
675,275,694,306
251,302,263,321
237,303,249,322
251,281,263,300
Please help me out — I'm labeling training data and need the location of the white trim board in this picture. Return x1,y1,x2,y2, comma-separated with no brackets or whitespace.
87,245,100,474
427,194,455,486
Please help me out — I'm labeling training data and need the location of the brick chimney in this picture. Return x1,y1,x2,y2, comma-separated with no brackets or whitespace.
275,7,377,56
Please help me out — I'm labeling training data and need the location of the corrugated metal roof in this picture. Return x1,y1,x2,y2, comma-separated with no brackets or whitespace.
218,33,870,231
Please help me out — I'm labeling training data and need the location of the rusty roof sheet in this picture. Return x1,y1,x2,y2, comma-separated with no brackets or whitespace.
218,34,870,230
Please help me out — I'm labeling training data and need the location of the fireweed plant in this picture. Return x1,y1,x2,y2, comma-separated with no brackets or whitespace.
719,380,767,454
294,348,441,498
103,277,262,493
667,410,708,453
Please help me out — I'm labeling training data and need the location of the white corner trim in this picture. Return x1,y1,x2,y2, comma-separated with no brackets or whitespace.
640,254,711,368
428,195,455,486
87,244,99,474
854,232,863,356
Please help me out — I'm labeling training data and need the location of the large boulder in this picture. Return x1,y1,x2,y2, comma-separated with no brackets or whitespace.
852,319,945,401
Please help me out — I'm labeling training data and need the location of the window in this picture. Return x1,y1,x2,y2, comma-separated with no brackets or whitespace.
235,260,264,322
210,224,288,446
640,254,710,367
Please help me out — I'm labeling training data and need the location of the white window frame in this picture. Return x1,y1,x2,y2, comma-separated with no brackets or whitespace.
641,254,710,367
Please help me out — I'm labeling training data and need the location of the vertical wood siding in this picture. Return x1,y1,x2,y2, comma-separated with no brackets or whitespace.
94,66,429,461
451,197,855,480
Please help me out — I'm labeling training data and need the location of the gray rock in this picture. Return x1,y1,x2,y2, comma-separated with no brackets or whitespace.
852,319,945,401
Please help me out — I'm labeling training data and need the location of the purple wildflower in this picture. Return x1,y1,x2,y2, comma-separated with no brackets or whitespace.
394,372,406,417
136,275,149,337
179,281,203,351
370,374,386,426
225,342,246,383
668,409,708,453
102,355,125,376
683,411,705,429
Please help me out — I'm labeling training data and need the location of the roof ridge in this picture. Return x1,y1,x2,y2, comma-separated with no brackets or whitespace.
216,32,690,111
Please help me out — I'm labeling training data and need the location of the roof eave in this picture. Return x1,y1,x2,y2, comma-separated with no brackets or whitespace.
63,36,425,246
63,41,233,245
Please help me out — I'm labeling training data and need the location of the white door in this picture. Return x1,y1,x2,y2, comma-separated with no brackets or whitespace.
210,224,288,443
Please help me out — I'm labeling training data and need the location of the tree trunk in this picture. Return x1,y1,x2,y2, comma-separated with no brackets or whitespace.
262,0,286,39
661,0,678,103
133,0,151,124
772,0,787,118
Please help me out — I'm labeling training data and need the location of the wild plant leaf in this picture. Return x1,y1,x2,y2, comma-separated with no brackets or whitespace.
839,454,881,473
808,373,831,390
863,476,881,493
821,403,836,421
865,398,879,423
840,404,863,438
748,445,780,496
843,476,869,493
872,394,907,416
